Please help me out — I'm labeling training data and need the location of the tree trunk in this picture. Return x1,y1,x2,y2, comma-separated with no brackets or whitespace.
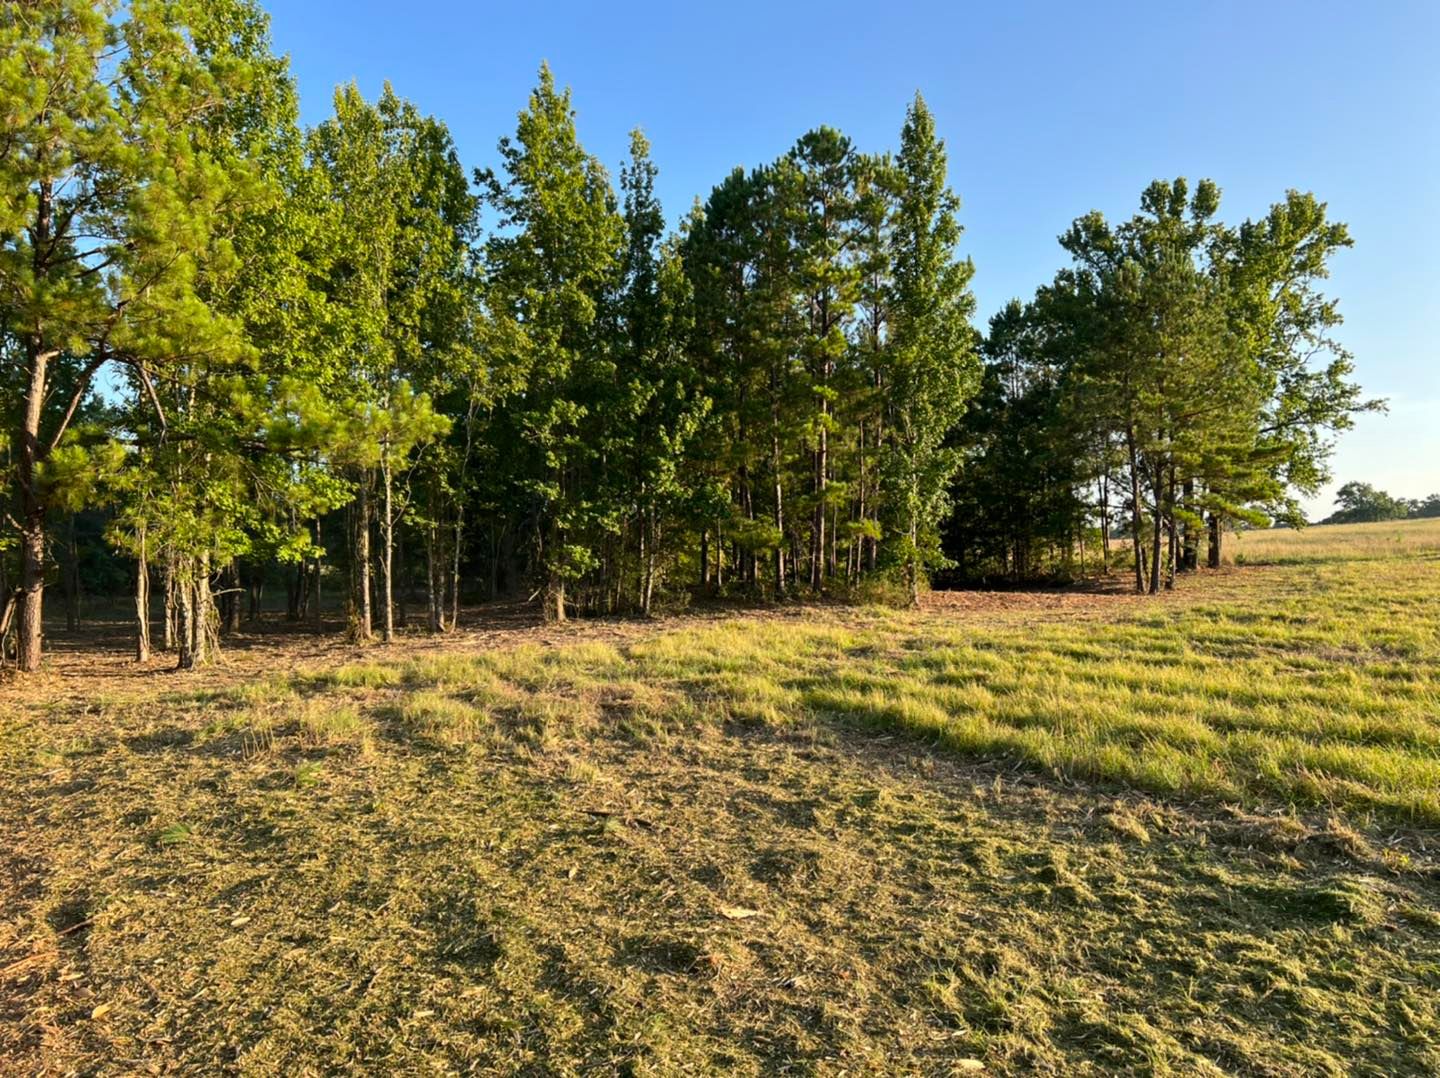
176,559,196,670
356,477,373,640
313,517,324,635
1148,469,1164,596
164,559,178,651
771,425,786,599
222,560,242,634
193,554,216,666
642,509,656,617
173,556,215,670
16,350,49,671
15,180,54,673
1181,478,1198,571
427,528,443,633
1099,470,1111,565
810,432,826,592
449,509,463,632
135,528,151,664
1207,513,1223,569
547,576,566,622
1125,429,1145,594
907,480,922,608
379,457,395,642
545,512,567,622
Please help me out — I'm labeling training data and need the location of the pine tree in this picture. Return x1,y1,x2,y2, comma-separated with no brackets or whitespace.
480,64,625,621
1,0,267,670
880,94,979,604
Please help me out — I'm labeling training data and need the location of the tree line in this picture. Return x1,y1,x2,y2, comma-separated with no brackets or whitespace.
2,0,1370,672
1321,482,1439,525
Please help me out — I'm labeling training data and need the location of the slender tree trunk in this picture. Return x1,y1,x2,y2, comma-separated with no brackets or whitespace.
1181,478,1198,571
194,554,216,666
1149,465,1164,595
164,559,178,651
16,350,48,672
427,528,442,633
1099,471,1111,565
1207,513,1223,569
380,458,395,643
739,471,756,591
545,512,567,622
176,558,196,670
15,180,54,673
714,525,723,590
356,477,373,640
642,508,656,616
297,560,311,621
1125,429,1145,594
135,527,151,664
908,470,922,608
771,424,786,598
810,432,826,591
450,509,463,632
1163,467,1176,590
313,518,324,635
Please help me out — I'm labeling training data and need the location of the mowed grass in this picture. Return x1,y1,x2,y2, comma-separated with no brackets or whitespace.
2,527,1438,1073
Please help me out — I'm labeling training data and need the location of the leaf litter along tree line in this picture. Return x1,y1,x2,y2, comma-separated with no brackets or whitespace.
1,0,1375,674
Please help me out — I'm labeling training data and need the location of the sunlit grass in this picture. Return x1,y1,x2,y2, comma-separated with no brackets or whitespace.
1229,514,1440,564
194,553,1440,823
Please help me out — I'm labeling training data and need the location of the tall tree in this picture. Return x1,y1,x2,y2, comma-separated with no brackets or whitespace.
480,64,625,621
880,94,979,604
1,0,263,670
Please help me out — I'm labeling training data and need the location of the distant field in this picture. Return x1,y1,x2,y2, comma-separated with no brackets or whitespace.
3,524,1438,1073
1229,514,1440,564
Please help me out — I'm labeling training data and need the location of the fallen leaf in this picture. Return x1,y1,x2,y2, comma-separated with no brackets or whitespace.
954,1061,985,1073
229,916,251,927
90,1003,113,1021
719,905,763,920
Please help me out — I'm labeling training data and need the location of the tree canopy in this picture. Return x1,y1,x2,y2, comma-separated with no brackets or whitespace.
2,1,1373,671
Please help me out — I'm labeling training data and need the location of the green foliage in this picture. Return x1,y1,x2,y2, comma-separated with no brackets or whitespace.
478,64,626,618
1323,481,1414,524
946,176,1370,589
2,8,1374,669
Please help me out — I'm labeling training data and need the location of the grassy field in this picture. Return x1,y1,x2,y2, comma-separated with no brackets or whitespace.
1228,514,1440,565
2,521,1438,1074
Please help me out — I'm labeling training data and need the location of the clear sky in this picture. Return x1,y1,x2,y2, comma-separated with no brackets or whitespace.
266,0,1439,520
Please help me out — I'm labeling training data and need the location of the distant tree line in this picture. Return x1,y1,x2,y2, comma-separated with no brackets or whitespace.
2,0,1373,671
1320,482,1440,525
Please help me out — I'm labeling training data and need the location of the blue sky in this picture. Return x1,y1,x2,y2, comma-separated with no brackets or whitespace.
266,0,1439,518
